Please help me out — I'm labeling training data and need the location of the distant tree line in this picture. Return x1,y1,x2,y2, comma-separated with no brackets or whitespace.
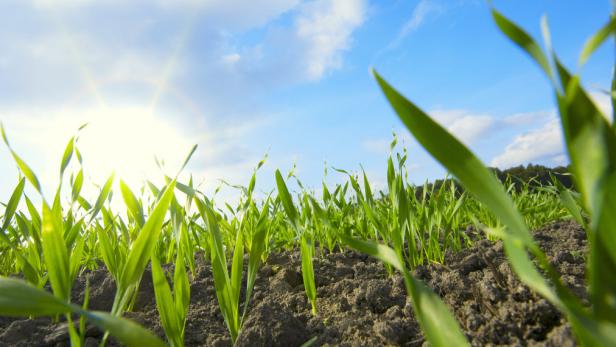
413,164,574,199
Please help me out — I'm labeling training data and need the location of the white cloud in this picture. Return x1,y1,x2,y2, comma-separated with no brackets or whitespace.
502,110,554,126
222,53,241,65
385,0,445,50
430,109,495,145
361,108,495,156
0,0,367,202
490,117,564,169
295,0,366,80
362,138,391,154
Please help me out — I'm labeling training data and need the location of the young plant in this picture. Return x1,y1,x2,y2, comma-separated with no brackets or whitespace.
369,6,616,345
194,196,244,342
0,125,167,347
275,170,317,316
151,246,190,347
0,277,166,347
191,162,269,342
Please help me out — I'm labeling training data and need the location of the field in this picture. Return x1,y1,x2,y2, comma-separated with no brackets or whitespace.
1,6,616,347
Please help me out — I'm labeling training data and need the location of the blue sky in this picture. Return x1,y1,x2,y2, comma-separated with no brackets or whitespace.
0,0,612,203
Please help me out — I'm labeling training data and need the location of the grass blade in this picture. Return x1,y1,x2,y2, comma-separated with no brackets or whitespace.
90,173,115,223
1,124,42,193
491,8,554,85
0,277,71,316
80,310,167,347
151,255,182,347
42,202,71,301
1,178,25,232
120,180,145,228
579,16,616,66
120,180,175,290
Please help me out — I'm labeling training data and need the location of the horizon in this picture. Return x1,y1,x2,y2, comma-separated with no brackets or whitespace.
0,0,612,204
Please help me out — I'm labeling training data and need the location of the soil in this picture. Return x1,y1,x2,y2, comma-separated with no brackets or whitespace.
0,219,587,347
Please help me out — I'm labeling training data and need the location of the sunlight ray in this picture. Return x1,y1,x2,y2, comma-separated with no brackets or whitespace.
49,11,107,109
148,13,199,114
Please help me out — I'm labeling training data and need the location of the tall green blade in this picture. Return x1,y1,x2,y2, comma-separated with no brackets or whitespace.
230,229,244,322
1,178,25,232
80,310,167,347
0,277,71,316
491,9,554,85
372,69,564,305
275,170,299,228
579,16,616,66
71,169,84,203
373,70,531,244
300,235,317,316
90,173,115,223
60,137,74,179
42,202,71,301
151,255,182,347
173,243,190,332
1,124,42,193
120,181,175,290
120,180,145,228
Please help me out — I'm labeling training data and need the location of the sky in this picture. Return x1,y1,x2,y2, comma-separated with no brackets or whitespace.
0,0,613,204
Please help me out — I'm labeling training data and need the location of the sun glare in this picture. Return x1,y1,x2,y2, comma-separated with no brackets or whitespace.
77,106,193,189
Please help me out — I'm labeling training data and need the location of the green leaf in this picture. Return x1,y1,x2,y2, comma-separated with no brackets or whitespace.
0,278,165,347
591,171,616,321
242,201,269,323
151,255,182,347
550,174,586,229
372,68,565,311
1,178,25,232
176,144,198,177
230,230,244,320
194,197,239,341
300,235,317,316
579,16,616,66
120,181,175,290
173,243,190,332
60,137,74,178
42,202,71,301
120,180,145,228
1,124,42,193
0,277,71,316
275,170,299,228
97,226,119,280
373,70,532,245
80,310,167,347
71,169,84,203
90,173,115,223
491,8,555,86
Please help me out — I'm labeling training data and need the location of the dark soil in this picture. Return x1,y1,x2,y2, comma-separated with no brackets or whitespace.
0,219,587,346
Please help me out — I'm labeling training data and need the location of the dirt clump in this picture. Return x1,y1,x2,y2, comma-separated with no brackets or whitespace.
0,219,586,346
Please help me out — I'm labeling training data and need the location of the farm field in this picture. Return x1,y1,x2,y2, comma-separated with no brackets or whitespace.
1,3,615,347
0,218,585,346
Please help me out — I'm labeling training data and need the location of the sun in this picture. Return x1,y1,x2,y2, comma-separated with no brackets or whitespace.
76,105,193,189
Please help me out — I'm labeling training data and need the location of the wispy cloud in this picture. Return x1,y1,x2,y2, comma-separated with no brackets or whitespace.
361,108,495,157
0,0,368,200
384,0,445,51
490,116,564,168
295,0,366,80
430,109,495,146
490,89,613,169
